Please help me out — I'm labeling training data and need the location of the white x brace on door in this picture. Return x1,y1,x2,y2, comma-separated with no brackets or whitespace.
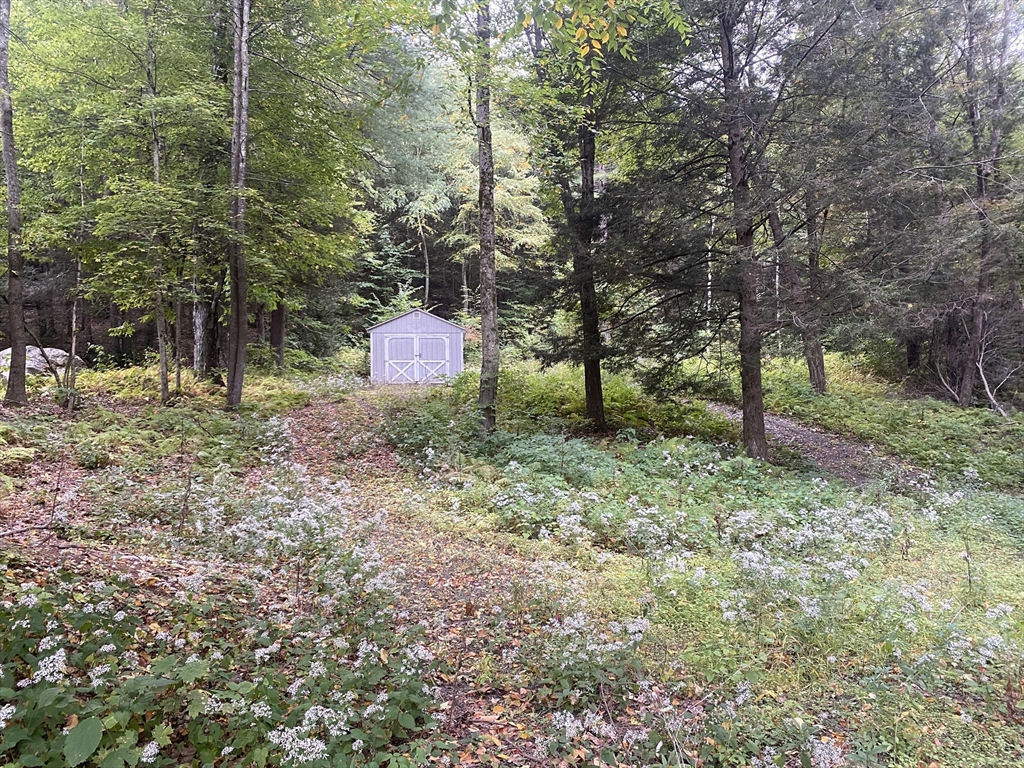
384,334,449,383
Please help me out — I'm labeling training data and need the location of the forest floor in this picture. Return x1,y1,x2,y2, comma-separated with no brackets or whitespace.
3,369,1023,767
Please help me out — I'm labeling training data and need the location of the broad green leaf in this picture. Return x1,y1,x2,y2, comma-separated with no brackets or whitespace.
64,717,104,767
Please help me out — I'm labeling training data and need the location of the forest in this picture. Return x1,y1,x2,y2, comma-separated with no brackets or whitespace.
1,0,1024,767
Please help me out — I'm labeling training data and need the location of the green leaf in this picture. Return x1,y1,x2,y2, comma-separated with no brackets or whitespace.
37,687,61,707
177,660,209,684
398,713,417,731
64,717,104,767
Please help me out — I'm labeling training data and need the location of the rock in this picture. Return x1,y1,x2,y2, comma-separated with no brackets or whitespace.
0,346,86,382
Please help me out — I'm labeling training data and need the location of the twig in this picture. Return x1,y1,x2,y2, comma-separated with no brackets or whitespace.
0,523,56,537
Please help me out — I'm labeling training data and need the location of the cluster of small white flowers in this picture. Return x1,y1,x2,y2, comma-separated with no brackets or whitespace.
139,741,160,764
27,648,68,686
88,664,111,687
985,603,1014,620
354,638,379,668
248,701,273,719
301,705,350,738
268,727,329,765
807,738,846,767
550,709,615,741
751,746,778,768
254,642,281,663
0,703,16,729
287,677,306,698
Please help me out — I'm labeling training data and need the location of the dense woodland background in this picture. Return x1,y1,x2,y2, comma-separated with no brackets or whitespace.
2,0,1022,429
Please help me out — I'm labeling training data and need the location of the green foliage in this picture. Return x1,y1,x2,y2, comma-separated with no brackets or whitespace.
0,568,442,768
387,364,1024,767
762,355,1024,489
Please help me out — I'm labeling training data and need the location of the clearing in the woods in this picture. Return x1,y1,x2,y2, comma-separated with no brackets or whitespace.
2,361,1023,768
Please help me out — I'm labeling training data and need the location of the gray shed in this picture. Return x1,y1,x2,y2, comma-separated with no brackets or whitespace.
368,309,465,384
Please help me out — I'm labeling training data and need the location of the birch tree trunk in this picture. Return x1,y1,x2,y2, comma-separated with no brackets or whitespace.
226,0,250,408
1,0,26,405
476,1,498,438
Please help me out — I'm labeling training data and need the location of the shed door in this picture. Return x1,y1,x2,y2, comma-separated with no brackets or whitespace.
385,335,449,383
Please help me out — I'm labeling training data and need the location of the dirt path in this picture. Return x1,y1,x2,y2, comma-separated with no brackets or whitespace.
286,396,553,764
707,403,927,486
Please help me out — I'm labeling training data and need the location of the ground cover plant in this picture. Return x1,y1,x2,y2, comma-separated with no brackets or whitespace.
382,364,1024,767
760,357,1024,490
3,359,1023,768
1,373,449,767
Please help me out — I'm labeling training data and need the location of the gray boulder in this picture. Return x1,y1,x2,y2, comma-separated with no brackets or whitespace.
1,346,86,382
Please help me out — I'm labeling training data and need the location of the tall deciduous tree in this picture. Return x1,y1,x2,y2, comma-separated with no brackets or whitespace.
1,0,25,405
476,0,498,437
226,0,250,408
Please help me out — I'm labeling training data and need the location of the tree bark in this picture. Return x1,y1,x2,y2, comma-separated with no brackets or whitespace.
955,0,1008,408
1,0,25,405
270,301,285,371
226,0,250,408
145,10,169,404
803,201,827,394
476,1,498,439
721,6,767,459
418,216,430,306
574,91,606,431
193,299,209,373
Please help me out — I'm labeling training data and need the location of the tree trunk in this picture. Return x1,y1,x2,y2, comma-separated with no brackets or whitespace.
270,301,285,371
226,0,250,408
174,298,181,393
419,217,430,306
193,299,209,374
575,92,606,431
803,202,827,395
721,8,767,459
155,294,169,403
461,257,470,313
476,1,498,439
956,0,1008,408
907,336,922,371
65,254,81,410
1,0,25,405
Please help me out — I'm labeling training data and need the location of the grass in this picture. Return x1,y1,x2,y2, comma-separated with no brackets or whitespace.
761,355,1024,490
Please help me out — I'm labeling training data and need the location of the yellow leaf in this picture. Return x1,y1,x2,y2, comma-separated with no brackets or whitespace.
555,16,563,29
575,27,587,40
580,43,590,55
607,0,616,6
616,25,627,36
592,38,601,50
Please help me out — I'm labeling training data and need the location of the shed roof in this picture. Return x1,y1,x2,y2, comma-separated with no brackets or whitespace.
367,308,466,332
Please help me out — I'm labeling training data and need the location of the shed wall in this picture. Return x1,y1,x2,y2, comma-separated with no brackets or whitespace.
369,310,464,384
